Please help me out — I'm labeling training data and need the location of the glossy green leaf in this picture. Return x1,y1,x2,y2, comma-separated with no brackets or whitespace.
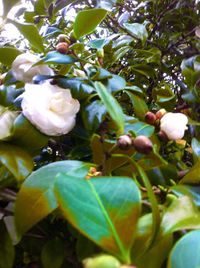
0,143,33,181
161,196,200,235
55,175,141,263
88,38,107,50
171,185,200,207
0,222,15,268
15,160,91,236
125,91,148,120
137,235,173,268
104,74,126,92
83,100,107,132
181,56,200,88
73,9,107,39
95,82,125,134
123,22,148,43
12,114,48,155
191,138,200,162
0,47,21,66
57,77,94,99
37,51,77,65
10,21,44,52
168,230,200,268
179,162,200,184
41,237,64,268
125,121,155,137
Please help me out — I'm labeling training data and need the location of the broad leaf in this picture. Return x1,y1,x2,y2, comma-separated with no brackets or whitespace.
180,162,200,184
0,143,33,181
73,9,107,39
0,222,15,268
125,91,148,120
55,175,141,263
168,230,200,268
95,82,124,134
191,137,200,162
15,160,91,236
12,114,48,155
123,23,148,43
41,237,64,268
10,21,44,52
125,121,154,137
161,196,200,235
0,47,21,66
83,100,107,132
37,51,77,65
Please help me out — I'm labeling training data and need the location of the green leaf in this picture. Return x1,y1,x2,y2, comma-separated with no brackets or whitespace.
55,175,141,263
95,82,124,134
88,38,107,50
0,47,21,66
140,236,173,268
15,160,91,236
73,9,108,39
168,230,200,268
0,222,15,268
0,143,33,181
191,138,200,162
104,74,126,93
125,121,155,137
83,100,107,132
37,51,77,65
41,237,64,268
161,196,200,235
125,91,148,120
12,114,48,156
10,21,45,52
179,162,200,184
171,185,200,207
123,23,148,43
57,77,94,99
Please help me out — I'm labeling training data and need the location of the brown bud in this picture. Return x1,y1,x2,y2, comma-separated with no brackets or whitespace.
117,135,133,150
155,109,167,120
145,111,156,125
157,130,168,142
56,42,69,54
133,135,153,154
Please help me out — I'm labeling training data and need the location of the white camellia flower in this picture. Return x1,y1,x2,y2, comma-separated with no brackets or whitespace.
160,112,188,140
21,82,80,136
12,53,54,83
0,106,18,140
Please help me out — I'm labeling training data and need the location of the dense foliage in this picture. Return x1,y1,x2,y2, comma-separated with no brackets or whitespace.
0,0,200,267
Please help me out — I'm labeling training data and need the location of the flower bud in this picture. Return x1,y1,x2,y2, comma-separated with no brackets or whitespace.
83,255,121,268
117,135,133,150
145,111,156,125
133,135,153,154
58,34,69,43
155,109,167,120
157,130,168,142
56,42,69,54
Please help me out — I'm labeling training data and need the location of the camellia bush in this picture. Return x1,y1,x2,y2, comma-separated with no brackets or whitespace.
0,0,200,267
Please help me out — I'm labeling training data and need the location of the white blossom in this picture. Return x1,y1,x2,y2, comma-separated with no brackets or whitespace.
160,112,188,140
12,53,54,83
21,82,80,136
